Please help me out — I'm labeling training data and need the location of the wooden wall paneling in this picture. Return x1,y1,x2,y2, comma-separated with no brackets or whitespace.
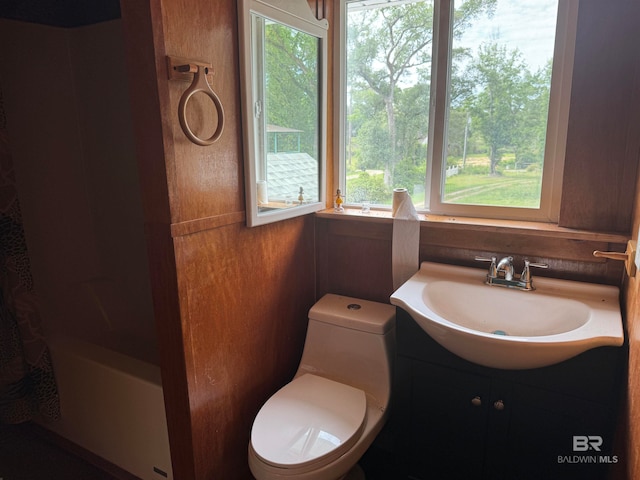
624,198,640,479
173,218,315,479
317,216,627,307
421,245,625,285
619,99,640,478
559,1,640,233
123,1,321,478
315,217,330,296
619,12,640,477
160,0,244,224
420,224,626,283
422,225,620,262
316,218,394,303
145,224,196,478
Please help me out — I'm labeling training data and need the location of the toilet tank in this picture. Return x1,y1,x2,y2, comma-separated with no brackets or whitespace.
296,294,396,408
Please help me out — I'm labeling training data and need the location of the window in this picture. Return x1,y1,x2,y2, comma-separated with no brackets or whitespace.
238,0,328,227
337,0,577,221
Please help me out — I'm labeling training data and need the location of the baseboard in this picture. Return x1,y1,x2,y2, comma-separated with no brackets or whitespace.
30,423,142,480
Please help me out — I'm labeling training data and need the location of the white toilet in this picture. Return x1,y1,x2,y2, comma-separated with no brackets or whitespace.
248,294,396,480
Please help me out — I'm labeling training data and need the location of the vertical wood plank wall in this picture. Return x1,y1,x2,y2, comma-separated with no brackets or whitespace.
618,3,640,479
316,217,628,306
559,1,640,232
121,0,321,478
623,168,640,479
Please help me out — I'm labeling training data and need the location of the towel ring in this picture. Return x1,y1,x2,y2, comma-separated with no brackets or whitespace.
177,64,225,146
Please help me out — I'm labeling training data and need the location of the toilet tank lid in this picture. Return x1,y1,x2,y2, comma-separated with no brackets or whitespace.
309,294,396,334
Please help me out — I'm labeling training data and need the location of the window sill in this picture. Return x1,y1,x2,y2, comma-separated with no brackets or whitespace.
316,208,629,244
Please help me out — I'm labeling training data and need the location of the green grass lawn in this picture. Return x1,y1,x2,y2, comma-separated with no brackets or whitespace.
344,164,542,209
444,170,542,208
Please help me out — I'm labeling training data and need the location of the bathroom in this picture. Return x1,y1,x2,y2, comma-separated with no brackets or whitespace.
0,0,639,479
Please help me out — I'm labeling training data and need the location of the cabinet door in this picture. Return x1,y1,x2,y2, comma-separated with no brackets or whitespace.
483,379,513,480
407,361,491,480
501,384,614,480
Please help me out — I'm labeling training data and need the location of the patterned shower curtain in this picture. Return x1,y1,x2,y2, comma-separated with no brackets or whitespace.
0,85,60,423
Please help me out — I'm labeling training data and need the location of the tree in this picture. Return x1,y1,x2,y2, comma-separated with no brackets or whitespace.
512,60,552,168
346,0,497,185
348,88,390,171
348,2,434,183
265,23,319,157
466,43,530,174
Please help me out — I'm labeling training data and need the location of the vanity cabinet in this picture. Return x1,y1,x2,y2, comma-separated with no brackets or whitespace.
394,308,624,480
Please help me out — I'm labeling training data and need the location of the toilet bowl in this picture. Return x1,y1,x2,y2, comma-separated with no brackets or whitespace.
248,294,396,480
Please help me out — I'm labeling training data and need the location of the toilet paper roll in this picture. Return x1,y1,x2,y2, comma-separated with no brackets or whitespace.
257,180,268,205
392,188,420,290
392,188,408,216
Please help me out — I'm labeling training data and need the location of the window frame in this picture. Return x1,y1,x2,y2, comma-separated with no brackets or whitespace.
239,0,328,227
335,0,579,222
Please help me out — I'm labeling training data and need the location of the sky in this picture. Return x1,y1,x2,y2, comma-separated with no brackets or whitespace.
457,0,559,71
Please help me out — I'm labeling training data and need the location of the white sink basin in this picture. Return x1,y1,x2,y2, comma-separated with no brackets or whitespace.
390,262,624,369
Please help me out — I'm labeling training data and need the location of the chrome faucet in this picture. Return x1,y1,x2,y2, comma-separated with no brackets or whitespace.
495,256,514,281
475,255,548,291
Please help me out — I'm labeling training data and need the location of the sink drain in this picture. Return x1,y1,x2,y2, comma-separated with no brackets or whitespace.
492,330,508,336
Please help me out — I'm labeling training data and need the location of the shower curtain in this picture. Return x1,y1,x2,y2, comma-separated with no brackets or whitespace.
0,86,59,423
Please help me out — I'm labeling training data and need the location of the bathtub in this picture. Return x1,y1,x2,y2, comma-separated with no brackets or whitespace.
43,335,173,479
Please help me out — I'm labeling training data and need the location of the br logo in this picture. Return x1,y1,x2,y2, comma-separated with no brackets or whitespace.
573,436,603,452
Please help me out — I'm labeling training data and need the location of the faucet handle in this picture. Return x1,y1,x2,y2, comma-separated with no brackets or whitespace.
475,256,497,278
521,259,549,282
523,259,549,269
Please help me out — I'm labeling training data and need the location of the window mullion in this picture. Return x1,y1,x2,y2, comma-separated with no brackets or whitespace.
426,0,453,211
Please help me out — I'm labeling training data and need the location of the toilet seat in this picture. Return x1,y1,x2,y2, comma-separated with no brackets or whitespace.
251,374,367,471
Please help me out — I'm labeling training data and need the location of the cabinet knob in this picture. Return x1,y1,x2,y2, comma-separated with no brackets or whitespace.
493,400,505,411
471,396,482,407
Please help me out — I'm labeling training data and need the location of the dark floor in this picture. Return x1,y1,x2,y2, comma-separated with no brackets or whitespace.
0,422,404,480
0,422,118,480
